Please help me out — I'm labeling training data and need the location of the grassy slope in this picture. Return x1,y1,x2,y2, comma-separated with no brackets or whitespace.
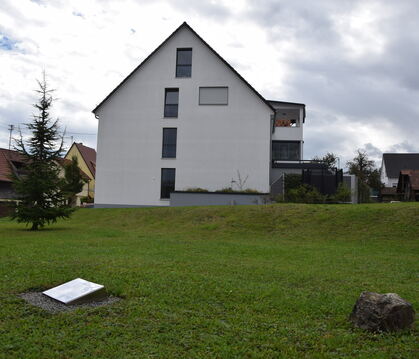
0,203,418,358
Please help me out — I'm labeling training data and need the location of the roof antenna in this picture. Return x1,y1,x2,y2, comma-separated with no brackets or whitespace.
8,125,14,150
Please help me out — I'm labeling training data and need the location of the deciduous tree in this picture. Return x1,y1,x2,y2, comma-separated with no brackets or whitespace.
346,150,383,203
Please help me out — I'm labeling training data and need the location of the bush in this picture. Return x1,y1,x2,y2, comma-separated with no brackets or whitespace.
329,183,352,203
81,196,94,204
242,188,261,193
285,184,326,204
215,187,235,193
215,187,261,194
184,187,209,192
284,174,302,191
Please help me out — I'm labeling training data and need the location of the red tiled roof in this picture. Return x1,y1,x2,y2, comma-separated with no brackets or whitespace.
0,148,91,183
74,143,96,178
0,148,26,182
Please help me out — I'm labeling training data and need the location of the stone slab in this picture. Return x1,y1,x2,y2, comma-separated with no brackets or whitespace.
42,278,105,305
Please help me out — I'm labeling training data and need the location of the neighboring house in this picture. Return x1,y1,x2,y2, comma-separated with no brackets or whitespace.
380,153,419,201
380,153,419,188
0,148,90,207
397,170,419,201
93,22,307,207
65,142,96,199
0,148,26,201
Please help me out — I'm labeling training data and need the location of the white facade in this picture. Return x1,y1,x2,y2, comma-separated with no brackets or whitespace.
94,23,278,207
380,159,406,188
380,160,397,187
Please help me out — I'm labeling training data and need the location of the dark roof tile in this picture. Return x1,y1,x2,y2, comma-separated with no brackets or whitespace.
383,153,419,178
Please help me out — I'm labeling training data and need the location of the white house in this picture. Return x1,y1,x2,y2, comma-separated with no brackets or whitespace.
93,22,305,207
380,153,419,188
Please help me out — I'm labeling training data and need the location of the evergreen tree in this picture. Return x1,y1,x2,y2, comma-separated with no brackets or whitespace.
63,156,85,207
12,74,73,230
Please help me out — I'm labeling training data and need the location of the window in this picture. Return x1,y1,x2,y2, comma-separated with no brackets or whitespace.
162,128,177,158
199,87,228,105
176,48,192,77
161,168,176,199
164,89,179,117
272,141,301,161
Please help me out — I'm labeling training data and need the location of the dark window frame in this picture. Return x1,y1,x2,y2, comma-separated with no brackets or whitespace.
161,168,176,199
176,48,192,78
164,88,179,118
162,128,177,159
272,141,301,161
198,86,229,105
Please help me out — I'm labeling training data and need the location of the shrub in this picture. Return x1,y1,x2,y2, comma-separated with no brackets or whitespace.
215,187,261,194
215,187,235,193
81,196,94,204
284,174,302,191
184,187,209,192
285,184,326,204
329,183,352,203
242,188,261,193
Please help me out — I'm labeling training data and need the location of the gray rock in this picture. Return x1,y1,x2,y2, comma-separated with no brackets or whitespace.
350,292,415,332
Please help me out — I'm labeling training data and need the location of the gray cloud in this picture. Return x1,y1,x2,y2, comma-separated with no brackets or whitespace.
244,0,419,160
0,0,417,161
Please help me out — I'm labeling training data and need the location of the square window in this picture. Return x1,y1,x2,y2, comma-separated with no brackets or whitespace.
272,141,301,161
199,87,228,105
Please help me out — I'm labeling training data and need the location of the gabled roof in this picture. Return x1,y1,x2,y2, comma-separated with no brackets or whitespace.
92,22,276,114
382,153,419,178
0,148,90,182
0,148,26,182
66,143,96,178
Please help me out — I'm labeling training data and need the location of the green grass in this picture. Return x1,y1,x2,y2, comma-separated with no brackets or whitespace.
0,203,418,358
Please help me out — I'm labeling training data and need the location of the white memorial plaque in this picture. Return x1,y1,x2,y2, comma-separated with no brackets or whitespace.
43,278,105,305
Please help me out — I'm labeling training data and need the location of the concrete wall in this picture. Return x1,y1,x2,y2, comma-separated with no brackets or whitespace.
95,26,273,207
170,192,269,206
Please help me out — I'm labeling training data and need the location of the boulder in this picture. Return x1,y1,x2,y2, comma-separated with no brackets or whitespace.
350,291,415,332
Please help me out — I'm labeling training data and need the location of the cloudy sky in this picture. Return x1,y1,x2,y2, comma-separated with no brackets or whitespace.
1,0,418,167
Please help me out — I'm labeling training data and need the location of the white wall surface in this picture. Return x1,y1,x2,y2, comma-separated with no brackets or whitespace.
95,26,273,206
380,160,398,187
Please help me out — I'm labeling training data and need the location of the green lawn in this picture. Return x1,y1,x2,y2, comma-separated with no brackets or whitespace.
0,203,418,358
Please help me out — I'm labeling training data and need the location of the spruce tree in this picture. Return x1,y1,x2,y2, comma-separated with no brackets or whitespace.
12,74,73,230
